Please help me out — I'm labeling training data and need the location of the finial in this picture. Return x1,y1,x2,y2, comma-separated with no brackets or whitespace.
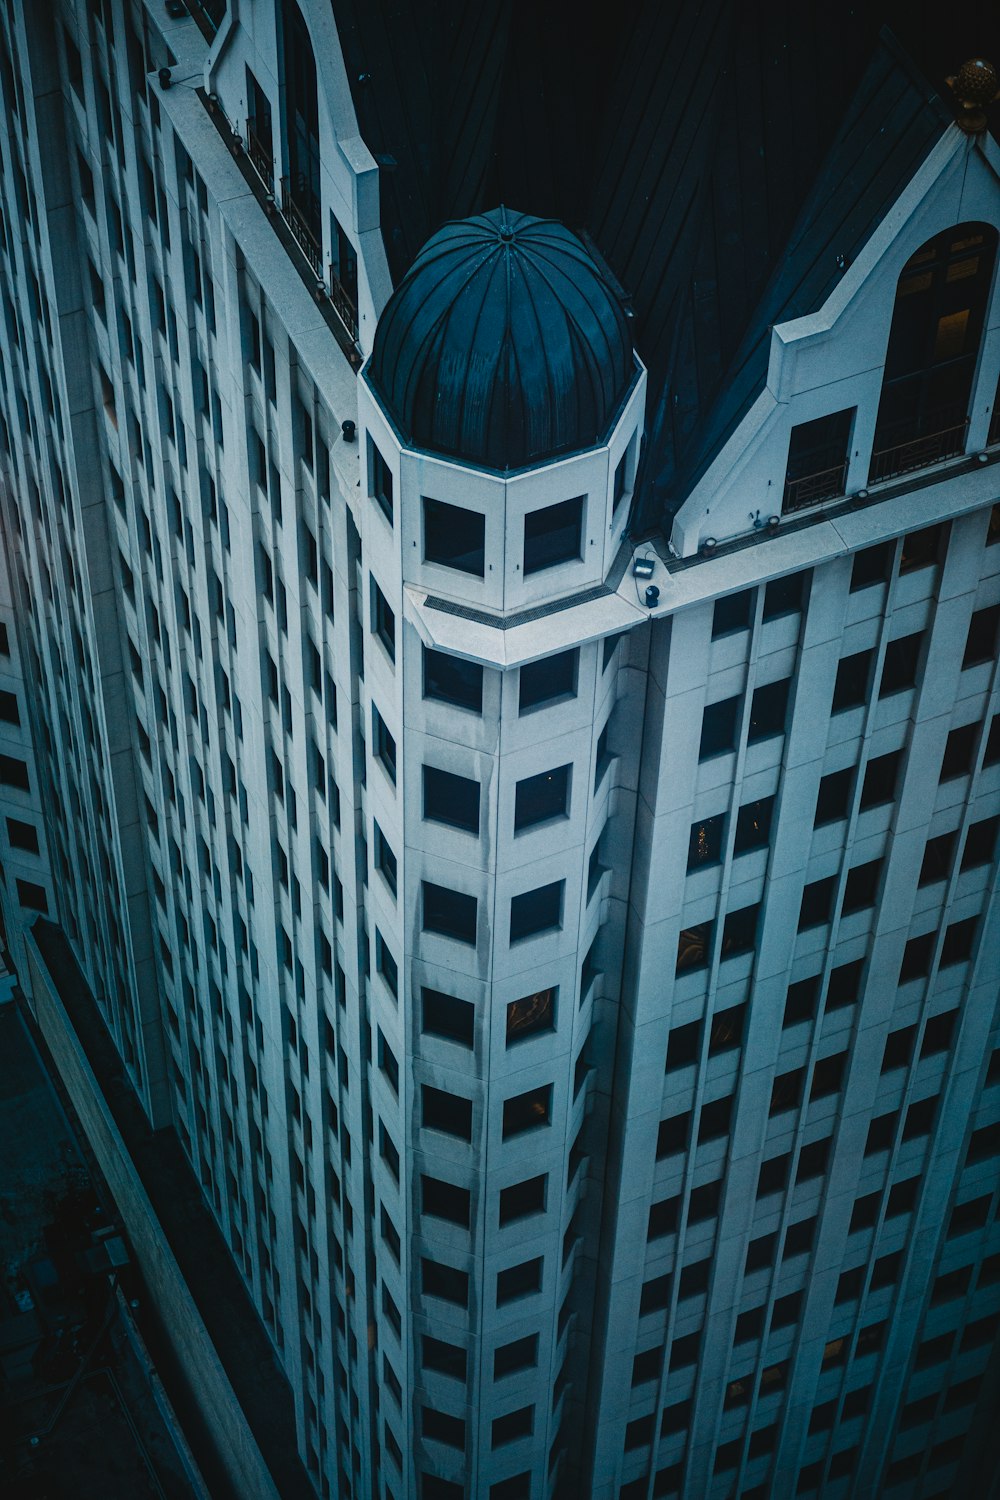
946,57,999,135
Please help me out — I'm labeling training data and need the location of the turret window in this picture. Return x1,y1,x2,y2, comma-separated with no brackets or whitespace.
522,496,583,575
423,497,485,576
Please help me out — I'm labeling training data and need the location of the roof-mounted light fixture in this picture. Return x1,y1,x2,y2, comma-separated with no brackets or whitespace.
632,557,655,581
947,57,999,134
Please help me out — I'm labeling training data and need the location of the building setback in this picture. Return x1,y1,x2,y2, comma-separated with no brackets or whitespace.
0,3,998,1500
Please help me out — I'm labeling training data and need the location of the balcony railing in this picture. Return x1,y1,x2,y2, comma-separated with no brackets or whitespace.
869,408,968,485
245,121,273,196
279,177,322,277
329,268,359,344
783,459,848,514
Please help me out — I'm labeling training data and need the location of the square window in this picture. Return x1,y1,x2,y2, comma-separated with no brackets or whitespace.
423,647,483,712
798,875,836,930
423,497,485,576
879,632,922,697
374,823,397,897
962,604,999,669
519,649,577,712
721,902,759,956
370,578,395,662
496,1257,542,1304
422,1175,472,1228
919,830,956,885
375,930,398,996
657,1112,690,1158
494,1334,538,1379
17,879,47,913
506,987,555,1044
712,589,754,636
941,915,976,967
899,932,934,982
422,1084,473,1140
422,1257,469,1307
826,958,863,1010
763,570,810,620
783,973,821,1027
832,649,873,712
698,1095,732,1142
423,764,481,834
369,437,393,524
648,1195,681,1239
422,1335,467,1381
940,722,977,781
422,988,474,1048
509,881,562,943
499,1174,547,1225
502,1086,552,1139
708,1003,746,1054
666,1019,702,1071
815,767,853,825
860,749,902,809
492,1405,533,1447
734,795,774,854
423,881,477,944
372,705,397,784
640,1272,672,1314
899,522,945,574
983,713,1000,765
632,1346,664,1385
748,678,790,742
783,410,852,512
842,857,882,913
378,1028,399,1092
688,813,725,869
514,764,570,831
700,696,739,758
962,815,999,870
676,921,712,972
0,689,21,725
6,818,39,853
850,541,893,590
523,496,583,575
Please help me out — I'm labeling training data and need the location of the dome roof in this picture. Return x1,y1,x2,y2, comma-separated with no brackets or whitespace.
367,208,634,471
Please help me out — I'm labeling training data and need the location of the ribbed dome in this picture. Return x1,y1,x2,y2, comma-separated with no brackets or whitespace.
367,208,634,471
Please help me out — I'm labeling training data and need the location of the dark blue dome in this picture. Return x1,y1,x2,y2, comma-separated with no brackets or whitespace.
367,208,634,471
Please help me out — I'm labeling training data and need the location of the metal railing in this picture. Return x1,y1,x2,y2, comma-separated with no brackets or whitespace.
244,121,273,196
990,396,1000,447
279,177,322,276
329,268,359,343
869,409,968,484
782,459,848,513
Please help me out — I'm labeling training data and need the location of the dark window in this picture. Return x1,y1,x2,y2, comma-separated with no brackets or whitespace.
375,930,398,996
509,881,562,942
17,880,47,913
423,497,485,576
709,1003,746,1054
940,722,977,780
962,814,999,869
506,987,555,1044
613,452,629,511
422,1335,467,1381
902,1095,937,1141
881,1024,917,1072
815,767,853,825
746,1231,777,1271
502,1085,551,1139
372,705,396,783
648,1195,681,1239
748,678,790,742
810,1051,847,1099
783,410,852,511
860,749,902,809
783,1217,816,1259
632,1346,664,1385
770,1068,805,1116
734,796,774,854
713,590,753,636
796,1138,830,1182
984,713,1000,765
900,932,934,982
423,765,480,834
639,1272,672,1314
865,1111,898,1155
669,1330,701,1370
422,1257,469,1306
678,1258,711,1299
827,958,864,1010
735,1306,765,1342
784,973,821,1027
374,823,397,897
919,830,957,885
0,689,20,725
378,1028,399,1092
422,1175,472,1228
721,902,759,956
492,1406,533,1447
842,857,882,913
496,1257,542,1304
676,921,712,973
963,603,1000,669
523,496,583,575
689,1179,722,1221
698,1094,733,1142
499,1175,546,1225
370,438,393,523
657,1113,690,1158
519,650,577,712
6,818,38,853
423,647,483,713
666,1019,701,1071
832,650,873,712
941,915,976,966
688,812,725,869
699,696,740,758
603,631,624,670
494,1335,537,1379
422,1085,472,1140
798,875,836,930
422,881,477,944
281,0,321,237
850,541,893,590
371,578,395,661
422,988,474,1048
763,570,810,619
901,524,948,575
514,764,570,831
879,632,922,696
594,715,615,789
921,1009,958,1058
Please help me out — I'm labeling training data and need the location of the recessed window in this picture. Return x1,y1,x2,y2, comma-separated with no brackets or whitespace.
798,875,836,930
502,1085,552,1139
378,1028,399,1092
612,451,629,512
712,589,754,637
734,795,773,854
602,632,624,670
0,689,21,725
899,932,934,982
688,812,725,869
17,879,47,913
962,815,999,870
963,604,1000,669
423,496,485,576
666,1019,701,1071
499,1175,546,1225
815,767,853,825
832,649,873,712
374,822,397,897
940,722,977,781
721,902,759,957
783,973,821,1027
422,1084,473,1140
423,647,483,713
879,632,922,696
783,411,852,512
676,921,712,973
369,437,393,524
6,818,39,853
506,987,555,1044
657,1112,691,1158
899,522,946,575
422,1257,469,1307
509,881,562,943
519,649,577,713
850,541,893,591
375,930,398,996
370,577,395,661
709,1003,746,1054
522,496,582,575
422,1175,472,1228
423,764,481,834
492,1405,533,1448
494,1334,538,1380
860,748,902,809
699,696,740,759
372,705,397,784
422,1335,468,1381
826,959,864,1010
422,988,474,1048
422,881,477,945
594,713,615,789
748,679,790,742
941,915,976,967
919,830,956,885
514,764,570,831
763,570,810,621
496,1257,542,1305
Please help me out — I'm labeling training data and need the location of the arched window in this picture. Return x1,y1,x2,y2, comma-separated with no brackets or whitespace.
870,223,997,482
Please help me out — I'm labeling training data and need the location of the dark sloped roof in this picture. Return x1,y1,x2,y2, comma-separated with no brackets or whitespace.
366,208,634,471
332,0,1000,531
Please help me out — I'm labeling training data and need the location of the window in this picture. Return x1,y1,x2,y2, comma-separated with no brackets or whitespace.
899,932,934,982
6,818,39,853
523,496,583,575
422,1175,472,1228
603,631,624,670
422,1084,473,1140
879,632,922,696
842,857,882,913
941,915,976,966
632,1346,664,1385
422,1257,469,1307
832,649,873,712
372,705,397,783
519,650,577,712
698,1094,733,1142
783,410,852,511
734,795,773,854
509,881,562,942
860,749,902,809
502,1086,551,1139
850,541,893,590
688,813,725,869
506,988,555,1044
640,1272,672,1314
827,958,863,1010
594,715,615,789
648,1195,681,1239
721,902,759,957
713,589,753,636
798,875,836,929
784,974,821,1027
422,881,477,944
811,1051,847,1099
770,1068,804,1116
374,823,397,896
424,497,485,576
666,1019,701,1071
748,678,790,742
492,1406,533,1447
962,814,999,870
423,647,483,713
423,765,481,834
496,1257,542,1304
657,1113,690,1158
422,988,474,1048
881,1024,916,1072
17,880,47,913
378,1029,399,1092
375,930,398,996
763,570,810,620
940,722,977,780
921,1009,958,1057
676,922,712,973
494,1334,537,1379
514,764,570,830
499,1175,546,1224
709,1003,746,1054
371,578,395,661
422,1335,467,1381
0,689,21,725
963,604,1000,669
700,696,739,758
369,438,393,524
919,830,956,885
815,767,853,825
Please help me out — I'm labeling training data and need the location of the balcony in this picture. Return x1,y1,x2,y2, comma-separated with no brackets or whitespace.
783,458,848,514
245,120,273,196
869,406,968,485
279,176,322,277
329,266,359,344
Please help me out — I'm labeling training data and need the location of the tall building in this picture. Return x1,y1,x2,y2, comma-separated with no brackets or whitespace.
0,2,998,1499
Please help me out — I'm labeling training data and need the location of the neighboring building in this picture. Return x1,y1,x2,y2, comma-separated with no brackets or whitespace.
0,5,998,1500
